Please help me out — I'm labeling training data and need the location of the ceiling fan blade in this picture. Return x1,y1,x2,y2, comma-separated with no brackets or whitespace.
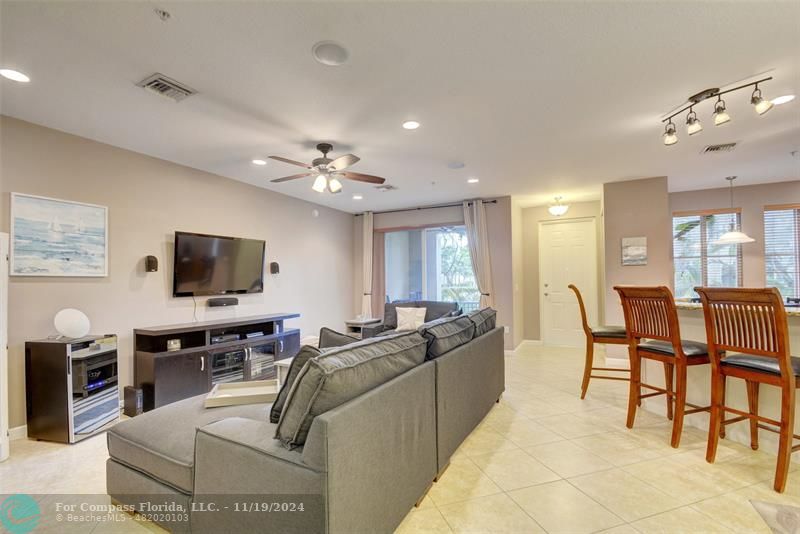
341,171,386,185
327,154,360,171
268,156,312,169
270,172,313,183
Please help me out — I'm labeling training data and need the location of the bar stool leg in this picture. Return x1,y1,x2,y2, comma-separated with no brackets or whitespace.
719,377,727,439
670,363,687,448
626,348,641,429
663,362,674,421
706,371,725,463
580,336,594,400
745,380,760,450
774,388,795,493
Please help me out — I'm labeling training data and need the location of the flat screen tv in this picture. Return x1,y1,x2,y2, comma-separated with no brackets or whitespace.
173,231,265,297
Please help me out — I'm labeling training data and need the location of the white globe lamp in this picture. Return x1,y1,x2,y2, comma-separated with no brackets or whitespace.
54,309,91,339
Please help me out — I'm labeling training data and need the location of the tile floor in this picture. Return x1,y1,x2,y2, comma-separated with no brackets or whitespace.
2,343,799,533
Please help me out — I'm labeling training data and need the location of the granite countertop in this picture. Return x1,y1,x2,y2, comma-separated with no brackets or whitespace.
675,301,800,318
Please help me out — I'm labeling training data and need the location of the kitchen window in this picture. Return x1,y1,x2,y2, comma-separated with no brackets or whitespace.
764,205,800,299
672,210,743,298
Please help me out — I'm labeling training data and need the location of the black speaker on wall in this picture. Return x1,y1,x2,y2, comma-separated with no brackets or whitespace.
145,255,158,272
270,262,280,274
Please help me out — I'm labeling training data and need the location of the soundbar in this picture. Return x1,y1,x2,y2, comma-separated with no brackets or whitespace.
208,297,239,307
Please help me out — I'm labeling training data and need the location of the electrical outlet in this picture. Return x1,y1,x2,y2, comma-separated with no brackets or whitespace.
503,326,510,334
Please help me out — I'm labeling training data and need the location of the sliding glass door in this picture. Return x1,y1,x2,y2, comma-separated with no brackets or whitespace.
384,226,479,311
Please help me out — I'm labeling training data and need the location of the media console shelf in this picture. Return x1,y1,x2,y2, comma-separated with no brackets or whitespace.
134,313,300,412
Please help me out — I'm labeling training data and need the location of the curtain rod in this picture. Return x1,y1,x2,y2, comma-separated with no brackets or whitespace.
354,199,497,216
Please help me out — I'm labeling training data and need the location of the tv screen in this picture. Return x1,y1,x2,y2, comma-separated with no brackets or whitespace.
173,231,265,297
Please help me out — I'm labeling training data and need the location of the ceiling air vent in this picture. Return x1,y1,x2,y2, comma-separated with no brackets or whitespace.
701,142,737,154
375,184,398,192
137,73,196,102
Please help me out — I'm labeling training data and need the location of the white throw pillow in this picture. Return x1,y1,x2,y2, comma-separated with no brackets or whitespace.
396,307,427,331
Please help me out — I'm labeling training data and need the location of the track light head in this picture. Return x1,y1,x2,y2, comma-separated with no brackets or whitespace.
663,121,678,146
751,86,773,115
686,108,703,135
712,98,731,126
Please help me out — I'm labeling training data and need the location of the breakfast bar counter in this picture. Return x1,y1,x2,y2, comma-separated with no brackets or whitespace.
639,302,800,456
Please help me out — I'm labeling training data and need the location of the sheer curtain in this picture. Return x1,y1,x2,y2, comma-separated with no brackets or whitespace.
463,200,494,308
361,211,374,317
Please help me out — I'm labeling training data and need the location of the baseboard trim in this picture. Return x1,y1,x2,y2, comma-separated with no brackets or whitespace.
9,425,26,441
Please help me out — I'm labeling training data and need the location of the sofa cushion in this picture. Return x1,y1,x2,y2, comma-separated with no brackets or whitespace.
269,345,321,423
468,308,497,337
107,394,269,493
275,331,427,449
318,327,359,349
418,315,476,359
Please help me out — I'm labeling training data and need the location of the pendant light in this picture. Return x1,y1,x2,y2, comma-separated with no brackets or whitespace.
712,97,731,126
548,196,570,216
713,176,755,245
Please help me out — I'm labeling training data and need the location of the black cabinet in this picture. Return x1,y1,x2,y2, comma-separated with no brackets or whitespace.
134,314,301,412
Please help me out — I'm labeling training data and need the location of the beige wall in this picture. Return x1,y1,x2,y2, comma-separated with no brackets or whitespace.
520,200,604,340
1,116,355,428
511,198,525,348
603,177,672,326
670,180,800,287
352,197,516,350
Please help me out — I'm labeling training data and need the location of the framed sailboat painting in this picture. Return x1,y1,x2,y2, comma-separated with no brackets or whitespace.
10,193,108,277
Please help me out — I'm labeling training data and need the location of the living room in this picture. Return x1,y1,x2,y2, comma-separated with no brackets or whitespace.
1,2,799,533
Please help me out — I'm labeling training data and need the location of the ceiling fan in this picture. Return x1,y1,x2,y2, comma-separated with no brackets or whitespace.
269,143,386,193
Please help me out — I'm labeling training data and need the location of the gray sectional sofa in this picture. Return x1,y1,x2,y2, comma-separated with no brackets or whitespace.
106,310,504,533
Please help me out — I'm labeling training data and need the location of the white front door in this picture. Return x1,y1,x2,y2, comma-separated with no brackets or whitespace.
540,218,598,347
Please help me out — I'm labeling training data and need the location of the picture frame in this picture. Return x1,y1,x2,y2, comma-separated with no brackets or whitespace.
621,236,647,266
10,192,109,277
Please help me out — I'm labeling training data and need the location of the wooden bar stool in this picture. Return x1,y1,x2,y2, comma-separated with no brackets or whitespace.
696,287,799,493
614,286,712,448
568,284,630,399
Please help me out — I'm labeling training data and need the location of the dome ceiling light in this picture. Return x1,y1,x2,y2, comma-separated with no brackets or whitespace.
661,76,779,146
548,196,570,217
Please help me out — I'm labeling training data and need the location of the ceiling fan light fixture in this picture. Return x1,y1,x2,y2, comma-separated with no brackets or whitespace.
312,174,328,193
751,86,773,115
328,177,343,193
712,98,731,126
548,196,570,217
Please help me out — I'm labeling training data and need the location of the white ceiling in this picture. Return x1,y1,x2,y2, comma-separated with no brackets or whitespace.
1,1,798,213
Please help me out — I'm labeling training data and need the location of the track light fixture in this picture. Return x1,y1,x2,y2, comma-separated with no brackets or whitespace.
686,108,703,135
712,97,731,126
661,76,778,146
750,85,773,115
663,120,678,146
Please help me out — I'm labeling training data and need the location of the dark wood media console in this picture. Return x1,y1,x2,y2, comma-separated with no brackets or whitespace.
134,313,300,411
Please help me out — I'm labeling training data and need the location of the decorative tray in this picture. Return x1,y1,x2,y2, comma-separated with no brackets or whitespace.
204,379,280,408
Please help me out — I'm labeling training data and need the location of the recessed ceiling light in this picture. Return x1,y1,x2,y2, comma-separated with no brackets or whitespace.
447,161,465,170
773,94,796,105
402,120,420,130
352,194,363,200
312,41,349,66
0,69,30,83
467,178,479,184
251,159,267,166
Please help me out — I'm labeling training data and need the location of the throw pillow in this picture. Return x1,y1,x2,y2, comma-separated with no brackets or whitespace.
417,315,476,359
269,345,321,423
396,307,427,331
274,331,427,449
318,327,360,349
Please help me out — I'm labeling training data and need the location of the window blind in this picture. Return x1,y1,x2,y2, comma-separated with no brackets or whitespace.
764,206,800,299
672,211,743,298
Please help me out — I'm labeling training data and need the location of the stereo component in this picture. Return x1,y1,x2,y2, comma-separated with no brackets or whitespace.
208,297,239,307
